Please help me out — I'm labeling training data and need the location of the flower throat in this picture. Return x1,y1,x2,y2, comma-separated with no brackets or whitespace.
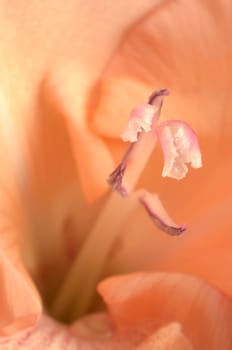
49,89,202,323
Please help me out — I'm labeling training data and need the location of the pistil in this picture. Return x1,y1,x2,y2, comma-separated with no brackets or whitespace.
50,192,138,322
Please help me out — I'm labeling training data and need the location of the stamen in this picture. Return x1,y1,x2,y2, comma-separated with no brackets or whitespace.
51,89,202,323
51,89,168,322
148,88,169,105
108,89,168,196
139,191,186,236
156,121,202,179
107,149,130,196
108,89,202,235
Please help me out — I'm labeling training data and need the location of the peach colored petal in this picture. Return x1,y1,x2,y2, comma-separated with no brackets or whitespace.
93,0,232,140
91,0,232,218
106,156,232,294
0,3,166,337
0,206,41,336
0,1,231,349
0,250,41,337
40,73,115,201
0,0,157,202
0,105,41,336
98,272,232,349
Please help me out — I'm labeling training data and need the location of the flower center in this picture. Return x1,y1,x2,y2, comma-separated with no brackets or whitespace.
49,89,202,323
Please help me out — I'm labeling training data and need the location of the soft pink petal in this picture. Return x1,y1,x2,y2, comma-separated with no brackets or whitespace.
0,248,41,337
0,112,41,336
92,0,232,140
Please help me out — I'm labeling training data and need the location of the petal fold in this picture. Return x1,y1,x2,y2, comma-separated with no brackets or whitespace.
98,272,232,349
0,249,41,337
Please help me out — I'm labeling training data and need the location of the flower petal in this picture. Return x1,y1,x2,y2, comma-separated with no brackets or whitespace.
0,99,42,336
0,249,41,336
98,272,232,349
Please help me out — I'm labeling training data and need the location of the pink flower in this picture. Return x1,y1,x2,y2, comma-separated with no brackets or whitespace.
0,0,232,349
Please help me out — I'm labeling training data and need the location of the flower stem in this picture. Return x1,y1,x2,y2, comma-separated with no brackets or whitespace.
50,192,138,321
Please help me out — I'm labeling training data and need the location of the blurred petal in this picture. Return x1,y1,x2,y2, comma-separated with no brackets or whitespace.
0,1,231,349
93,0,232,140
0,247,41,336
98,272,232,349
0,0,160,205
42,72,115,201
0,97,41,336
